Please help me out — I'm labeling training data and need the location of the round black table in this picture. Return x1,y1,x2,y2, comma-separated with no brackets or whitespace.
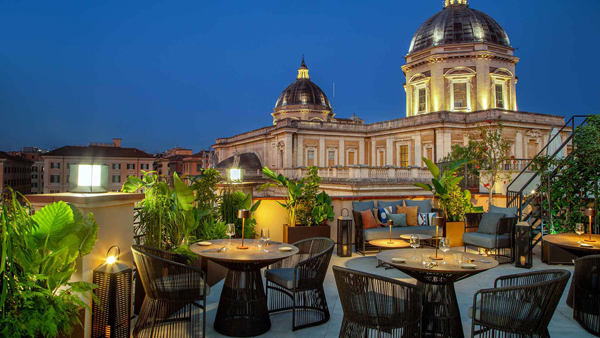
191,239,299,337
378,248,498,338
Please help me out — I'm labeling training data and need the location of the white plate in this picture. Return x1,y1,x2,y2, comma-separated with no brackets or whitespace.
580,243,593,247
461,263,477,269
392,257,406,263
197,241,212,246
279,247,293,251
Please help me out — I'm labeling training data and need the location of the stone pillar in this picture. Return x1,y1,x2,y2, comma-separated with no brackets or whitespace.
414,134,422,166
515,130,523,158
339,139,345,166
284,133,293,168
297,135,304,167
371,138,377,166
386,138,393,166
475,56,491,110
319,136,325,167
359,140,365,165
430,63,445,113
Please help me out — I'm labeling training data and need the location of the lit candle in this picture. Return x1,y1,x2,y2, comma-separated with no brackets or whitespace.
520,256,526,266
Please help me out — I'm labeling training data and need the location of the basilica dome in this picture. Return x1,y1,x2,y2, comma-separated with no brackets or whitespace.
274,58,331,110
408,0,511,55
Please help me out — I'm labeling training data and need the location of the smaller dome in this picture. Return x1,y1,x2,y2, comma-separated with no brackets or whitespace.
274,58,331,110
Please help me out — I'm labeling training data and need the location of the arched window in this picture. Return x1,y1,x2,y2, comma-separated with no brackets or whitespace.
444,68,476,112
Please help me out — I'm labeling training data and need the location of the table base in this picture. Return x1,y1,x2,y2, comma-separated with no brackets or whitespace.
215,269,270,337
418,281,464,338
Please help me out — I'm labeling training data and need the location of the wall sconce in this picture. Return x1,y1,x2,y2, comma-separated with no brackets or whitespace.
228,168,243,182
237,209,250,250
584,208,596,243
69,164,109,193
92,245,132,338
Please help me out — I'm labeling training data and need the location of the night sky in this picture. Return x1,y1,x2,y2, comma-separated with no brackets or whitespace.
1,0,599,154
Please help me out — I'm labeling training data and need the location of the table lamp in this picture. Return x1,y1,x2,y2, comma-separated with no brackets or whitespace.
432,216,443,260
388,220,394,244
584,208,596,243
237,209,250,249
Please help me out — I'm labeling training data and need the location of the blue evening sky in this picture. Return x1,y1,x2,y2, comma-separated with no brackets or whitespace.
0,0,598,153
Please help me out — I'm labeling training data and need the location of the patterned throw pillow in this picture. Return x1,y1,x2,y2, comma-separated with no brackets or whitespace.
397,205,419,226
388,213,407,227
418,212,438,226
360,210,379,229
374,206,393,224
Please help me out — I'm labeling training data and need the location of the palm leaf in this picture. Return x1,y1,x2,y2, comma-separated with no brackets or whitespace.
423,157,440,178
414,182,432,191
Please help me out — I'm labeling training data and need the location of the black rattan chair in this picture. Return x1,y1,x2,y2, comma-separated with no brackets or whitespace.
469,269,571,337
333,266,422,337
132,245,209,338
265,237,334,331
572,254,600,336
463,213,517,264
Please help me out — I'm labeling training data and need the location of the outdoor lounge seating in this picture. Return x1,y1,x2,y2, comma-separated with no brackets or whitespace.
469,269,570,337
571,254,600,336
353,199,443,255
265,237,335,331
463,210,517,264
333,266,422,337
132,245,209,338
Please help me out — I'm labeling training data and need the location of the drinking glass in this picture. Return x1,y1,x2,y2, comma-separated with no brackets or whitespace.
256,238,263,252
421,254,431,266
410,235,420,260
260,229,270,252
225,223,235,250
576,223,585,244
440,237,450,265
453,253,463,265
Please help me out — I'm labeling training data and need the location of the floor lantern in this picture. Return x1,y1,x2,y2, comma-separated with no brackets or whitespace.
515,222,532,269
337,208,352,257
92,245,132,338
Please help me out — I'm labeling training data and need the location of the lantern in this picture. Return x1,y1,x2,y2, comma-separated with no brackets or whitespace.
69,164,109,193
92,246,132,338
337,208,352,257
515,222,532,269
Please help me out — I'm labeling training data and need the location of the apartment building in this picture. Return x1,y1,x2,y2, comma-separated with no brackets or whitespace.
0,151,34,195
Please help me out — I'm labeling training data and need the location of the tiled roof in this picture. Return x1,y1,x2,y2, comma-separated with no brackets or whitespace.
44,146,155,159
0,151,34,164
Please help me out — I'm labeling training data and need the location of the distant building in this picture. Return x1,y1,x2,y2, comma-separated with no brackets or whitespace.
182,150,213,176
0,151,34,195
14,147,48,194
42,138,155,193
154,148,214,181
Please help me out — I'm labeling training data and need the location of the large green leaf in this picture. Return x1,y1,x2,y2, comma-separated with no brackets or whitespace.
432,179,446,195
414,182,432,191
173,172,194,211
31,202,75,249
121,176,144,192
423,157,440,178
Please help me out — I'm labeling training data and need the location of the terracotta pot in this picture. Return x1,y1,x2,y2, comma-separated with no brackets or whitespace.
283,224,331,244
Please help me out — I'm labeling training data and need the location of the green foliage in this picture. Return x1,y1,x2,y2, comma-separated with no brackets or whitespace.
297,167,321,226
260,167,305,226
0,189,98,337
310,192,335,225
415,158,474,221
219,187,260,238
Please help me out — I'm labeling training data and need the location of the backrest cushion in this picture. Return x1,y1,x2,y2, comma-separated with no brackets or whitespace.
388,213,408,227
477,213,505,234
353,201,375,212
418,212,438,226
360,210,379,229
397,206,419,226
376,200,404,213
375,206,393,224
489,205,518,218
405,199,433,214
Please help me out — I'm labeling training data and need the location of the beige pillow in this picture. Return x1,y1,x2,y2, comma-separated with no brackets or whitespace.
397,205,419,226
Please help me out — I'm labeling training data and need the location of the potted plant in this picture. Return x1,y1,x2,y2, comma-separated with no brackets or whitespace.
0,188,99,338
261,167,332,243
415,157,474,246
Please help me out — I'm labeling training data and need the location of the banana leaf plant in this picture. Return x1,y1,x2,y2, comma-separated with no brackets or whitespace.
310,191,335,226
259,167,304,226
415,157,474,221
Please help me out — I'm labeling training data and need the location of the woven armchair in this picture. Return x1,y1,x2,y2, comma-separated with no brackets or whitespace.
333,266,422,337
572,254,600,336
469,269,570,337
265,237,334,331
463,213,517,264
132,245,209,338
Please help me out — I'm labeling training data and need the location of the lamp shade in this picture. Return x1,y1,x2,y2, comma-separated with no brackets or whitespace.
69,164,109,193
584,208,597,217
238,209,250,219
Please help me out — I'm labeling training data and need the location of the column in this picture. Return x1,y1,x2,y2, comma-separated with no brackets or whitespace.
414,134,422,166
319,136,325,167
386,138,394,166
430,63,444,112
515,131,523,158
359,139,365,165
339,139,345,166
297,135,304,167
475,56,491,110
371,138,377,166
284,133,293,168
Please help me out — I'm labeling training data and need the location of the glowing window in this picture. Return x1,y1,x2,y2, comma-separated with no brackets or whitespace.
418,88,427,112
399,145,409,167
453,83,467,108
495,84,505,109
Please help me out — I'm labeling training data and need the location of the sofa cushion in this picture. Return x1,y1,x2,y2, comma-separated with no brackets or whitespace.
266,268,298,289
388,213,407,227
418,212,438,226
477,213,505,234
397,206,419,226
405,200,433,213
490,205,518,218
365,226,436,241
353,201,375,212
463,232,511,249
376,200,404,214
375,206,393,223
360,210,379,229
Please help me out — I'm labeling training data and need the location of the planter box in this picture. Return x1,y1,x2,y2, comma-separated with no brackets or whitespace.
445,221,466,247
284,224,331,244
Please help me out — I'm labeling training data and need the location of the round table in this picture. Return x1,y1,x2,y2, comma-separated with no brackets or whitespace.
377,248,498,338
400,234,433,240
191,239,299,337
368,239,410,269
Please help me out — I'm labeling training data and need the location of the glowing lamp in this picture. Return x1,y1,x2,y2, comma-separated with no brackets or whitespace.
228,168,243,182
337,208,352,257
583,208,596,243
69,164,109,193
237,209,250,250
92,246,132,338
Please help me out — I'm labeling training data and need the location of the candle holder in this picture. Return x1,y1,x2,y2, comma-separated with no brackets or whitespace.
584,208,596,243
237,209,250,249
432,216,443,260
387,220,395,244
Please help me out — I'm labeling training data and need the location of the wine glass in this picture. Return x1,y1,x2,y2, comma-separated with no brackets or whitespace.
260,229,270,252
410,235,420,260
576,223,585,244
440,237,450,265
225,223,235,250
